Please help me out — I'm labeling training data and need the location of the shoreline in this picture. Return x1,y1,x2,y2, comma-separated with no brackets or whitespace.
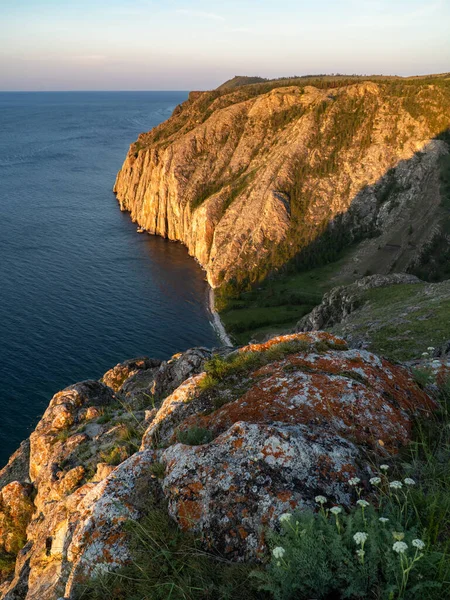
208,287,233,347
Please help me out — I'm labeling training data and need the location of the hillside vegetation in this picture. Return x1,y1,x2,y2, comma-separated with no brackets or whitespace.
115,76,450,290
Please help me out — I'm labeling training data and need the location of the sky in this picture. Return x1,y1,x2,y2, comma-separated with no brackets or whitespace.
0,0,449,91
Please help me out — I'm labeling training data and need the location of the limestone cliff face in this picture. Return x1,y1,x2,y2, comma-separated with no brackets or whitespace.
114,78,450,286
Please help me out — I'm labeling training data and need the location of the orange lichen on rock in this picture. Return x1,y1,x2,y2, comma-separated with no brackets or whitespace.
239,331,347,354
180,345,434,454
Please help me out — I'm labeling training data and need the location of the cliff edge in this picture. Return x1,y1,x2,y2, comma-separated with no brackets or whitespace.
114,76,450,288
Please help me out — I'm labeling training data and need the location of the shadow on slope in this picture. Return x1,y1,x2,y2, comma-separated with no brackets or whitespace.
218,129,450,344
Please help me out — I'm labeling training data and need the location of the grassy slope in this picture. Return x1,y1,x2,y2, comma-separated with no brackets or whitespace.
331,280,450,361
218,254,354,344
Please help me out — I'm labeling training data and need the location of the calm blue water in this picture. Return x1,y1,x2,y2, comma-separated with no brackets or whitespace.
0,92,220,466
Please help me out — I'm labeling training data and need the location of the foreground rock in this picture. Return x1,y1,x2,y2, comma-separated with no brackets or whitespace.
0,333,436,599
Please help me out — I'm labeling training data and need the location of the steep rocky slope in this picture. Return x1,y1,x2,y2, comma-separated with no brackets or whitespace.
0,332,440,599
114,76,450,288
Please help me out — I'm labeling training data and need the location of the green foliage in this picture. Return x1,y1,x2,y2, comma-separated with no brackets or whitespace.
201,338,343,391
177,426,214,446
100,445,130,466
55,429,70,442
216,256,349,344
0,553,16,579
330,280,450,362
256,373,450,600
256,498,446,600
75,507,261,600
149,462,166,479
96,410,112,424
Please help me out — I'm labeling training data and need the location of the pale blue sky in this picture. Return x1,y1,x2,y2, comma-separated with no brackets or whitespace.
1,0,449,90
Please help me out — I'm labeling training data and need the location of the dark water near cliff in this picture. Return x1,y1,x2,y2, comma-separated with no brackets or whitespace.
0,91,220,466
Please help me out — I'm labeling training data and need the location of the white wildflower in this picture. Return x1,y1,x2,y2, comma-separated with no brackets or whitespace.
279,513,292,523
357,499,370,508
380,464,389,471
353,532,368,545
330,506,342,515
404,477,416,486
272,546,286,559
427,347,435,352
390,480,403,490
369,476,381,485
412,539,425,550
348,477,361,486
379,517,389,523
421,352,429,357
356,549,365,559
393,541,408,554
315,495,327,505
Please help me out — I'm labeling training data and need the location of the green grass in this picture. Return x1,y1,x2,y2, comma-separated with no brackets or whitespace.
0,553,16,579
335,282,450,361
176,426,214,446
199,337,345,394
75,506,263,600
218,257,352,344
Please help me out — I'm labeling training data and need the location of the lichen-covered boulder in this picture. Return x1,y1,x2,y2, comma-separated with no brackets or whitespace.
151,347,213,399
29,381,119,508
0,332,436,598
162,421,360,558
63,450,160,598
180,347,432,453
139,332,434,558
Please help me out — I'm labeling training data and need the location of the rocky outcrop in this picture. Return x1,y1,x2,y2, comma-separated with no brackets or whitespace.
296,273,421,331
0,332,435,599
114,77,450,286
296,276,450,361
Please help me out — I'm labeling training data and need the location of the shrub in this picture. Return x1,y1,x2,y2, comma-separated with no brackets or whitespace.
255,371,450,599
149,462,166,479
100,445,130,466
256,473,449,599
177,426,213,446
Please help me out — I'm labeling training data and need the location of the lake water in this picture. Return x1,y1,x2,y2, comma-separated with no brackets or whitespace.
0,91,220,466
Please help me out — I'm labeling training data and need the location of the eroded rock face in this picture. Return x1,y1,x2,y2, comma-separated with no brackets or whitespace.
114,81,450,286
0,483,34,556
0,333,436,599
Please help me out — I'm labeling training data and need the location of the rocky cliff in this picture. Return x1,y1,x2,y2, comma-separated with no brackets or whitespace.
114,75,450,287
0,331,443,600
